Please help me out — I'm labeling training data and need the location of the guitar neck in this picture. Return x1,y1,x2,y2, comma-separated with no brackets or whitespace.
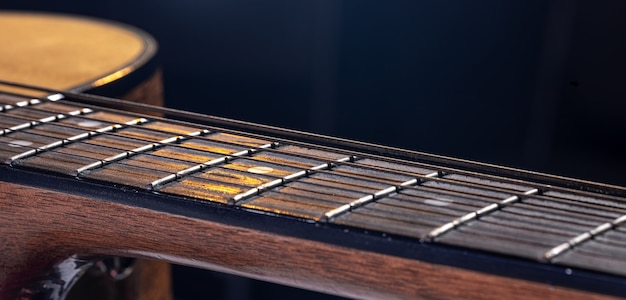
1,87,625,299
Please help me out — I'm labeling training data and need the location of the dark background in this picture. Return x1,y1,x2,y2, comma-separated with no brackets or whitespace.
3,0,626,299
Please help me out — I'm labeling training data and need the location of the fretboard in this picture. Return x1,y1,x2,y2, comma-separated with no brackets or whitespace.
2,91,626,279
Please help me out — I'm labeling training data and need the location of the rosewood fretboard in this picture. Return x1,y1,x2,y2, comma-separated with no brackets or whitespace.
2,90,626,284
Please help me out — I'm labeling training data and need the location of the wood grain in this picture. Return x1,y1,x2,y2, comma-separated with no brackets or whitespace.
0,181,620,300
0,12,155,96
0,11,166,298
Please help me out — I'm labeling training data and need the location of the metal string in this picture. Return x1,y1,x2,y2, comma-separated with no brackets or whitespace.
3,99,626,226
3,120,622,245
2,78,624,200
4,98,626,209
5,88,623,258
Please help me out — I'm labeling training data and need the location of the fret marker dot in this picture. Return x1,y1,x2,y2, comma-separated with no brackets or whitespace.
8,140,33,148
424,198,453,206
77,120,103,127
247,166,274,174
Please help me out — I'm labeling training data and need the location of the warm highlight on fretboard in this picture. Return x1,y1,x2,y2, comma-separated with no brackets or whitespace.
2,92,626,280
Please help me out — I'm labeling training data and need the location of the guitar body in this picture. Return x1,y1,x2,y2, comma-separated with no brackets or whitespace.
0,12,170,299
1,11,625,300
0,12,158,98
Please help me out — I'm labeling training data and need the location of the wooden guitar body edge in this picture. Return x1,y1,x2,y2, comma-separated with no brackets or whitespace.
0,11,167,299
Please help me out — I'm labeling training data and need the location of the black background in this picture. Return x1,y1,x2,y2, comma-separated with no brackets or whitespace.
2,1,626,299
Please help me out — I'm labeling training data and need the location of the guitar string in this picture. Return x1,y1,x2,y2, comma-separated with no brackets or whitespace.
4,102,624,230
0,108,94,137
3,80,625,205
4,103,624,218
230,155,358,205
2,99,620,256
1,123,582,209
74,129,214,176
426,188,541,240
7,117,150,164
147,142,280,189
5,97,625,206
322,172,442,221
6,125,620,245
18,139,502,221
3,93,624,268
2,112,612,216
0,124,548,216
15,95,626,202
39,139,604,245
2,99,620,231
1,126,496,203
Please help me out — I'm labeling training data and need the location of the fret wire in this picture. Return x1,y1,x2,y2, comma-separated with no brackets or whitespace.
1,108,93,137
6,122,624,244
7,92,626,273
230,155,357,205
264,173,608,237
31,137,612,245
2,126,303,187
7,121,626,222
47,99,505,172
302,158,626,216
544,214,626,261
20,90,625,200
223,153,569,217
426,188,540,240
278,148,624,205
74,129,211,176
116,116,626,204
322,171,442,221
149,139,547,206
0,93,63,112
23,146,385,213
8,108,376,184
4,99,625,217
149,142,280,189
7,122,624,221
326,185,604,237
160,157,498,210
3,122,471,204
0,98,44,112
7,117,149,165
0,113,235,169
6,97,626,206
2,103,292,163
2,105,376,186
306,166,531,207
31,129,283,180
34,143,376,203
45,98,626,202
215,162,503,211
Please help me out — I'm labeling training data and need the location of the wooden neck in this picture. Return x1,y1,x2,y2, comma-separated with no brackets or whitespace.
1,89,626,299
0,180,619,300
1,11,626,300
0,11,168,299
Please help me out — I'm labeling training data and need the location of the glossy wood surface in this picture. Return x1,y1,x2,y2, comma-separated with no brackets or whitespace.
2,10,626,300
0,11,167,299
4,90,626,281
0,181,620,300
0,11,155,96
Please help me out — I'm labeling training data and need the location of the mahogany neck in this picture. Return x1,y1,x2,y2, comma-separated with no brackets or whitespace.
1,88,626,298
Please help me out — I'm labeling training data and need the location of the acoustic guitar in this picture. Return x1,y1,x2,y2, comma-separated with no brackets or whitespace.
0,11,169,299
1,12,625,300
